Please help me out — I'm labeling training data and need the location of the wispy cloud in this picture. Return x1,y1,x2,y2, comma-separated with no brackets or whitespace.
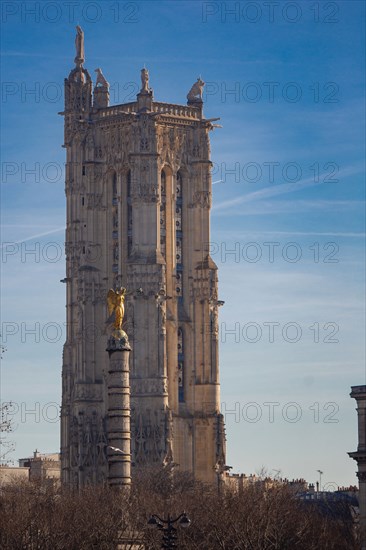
0,51,69,59
213,199,365,217
215,228,365,238
213,164,365,212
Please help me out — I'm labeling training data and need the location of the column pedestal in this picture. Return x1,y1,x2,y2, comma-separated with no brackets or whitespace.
106,331,132,490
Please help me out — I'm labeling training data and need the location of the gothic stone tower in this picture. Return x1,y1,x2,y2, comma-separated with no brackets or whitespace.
60,28,226,487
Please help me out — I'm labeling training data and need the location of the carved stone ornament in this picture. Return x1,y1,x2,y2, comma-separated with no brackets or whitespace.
189,190,211,209
74,384,103,401
132,408,168,465
106,332,131,352
87,193,104,210
130,377,168,395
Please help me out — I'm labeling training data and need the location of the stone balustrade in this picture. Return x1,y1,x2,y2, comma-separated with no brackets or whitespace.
96,101,201,119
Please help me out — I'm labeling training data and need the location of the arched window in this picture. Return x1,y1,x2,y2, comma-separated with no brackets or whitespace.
175,171,183,302
112,172,117,205
127,170,132,257
160,170,166,258
111,171,118,276
178,326,184,402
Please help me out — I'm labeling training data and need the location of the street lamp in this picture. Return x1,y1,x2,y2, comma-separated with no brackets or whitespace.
148,512,191,549
317,469,323,492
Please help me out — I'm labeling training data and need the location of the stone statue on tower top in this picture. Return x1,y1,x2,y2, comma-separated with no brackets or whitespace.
140,68,150,93
187,78,205,103
74,25,85,67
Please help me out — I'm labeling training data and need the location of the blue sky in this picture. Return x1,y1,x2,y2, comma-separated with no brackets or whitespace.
1,0,365,488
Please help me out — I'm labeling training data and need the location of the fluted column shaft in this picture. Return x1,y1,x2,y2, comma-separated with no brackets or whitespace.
106,339,131,489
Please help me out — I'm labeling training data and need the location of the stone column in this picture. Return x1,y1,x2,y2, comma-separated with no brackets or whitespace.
106,333,132,490
348,385,366,549
137,90,153,112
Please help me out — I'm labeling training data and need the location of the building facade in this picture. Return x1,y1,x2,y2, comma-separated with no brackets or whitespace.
349,385,366,549
60,28,226,487
0,451,61,486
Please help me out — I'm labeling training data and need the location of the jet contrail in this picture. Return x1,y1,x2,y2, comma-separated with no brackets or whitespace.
0,227,65,249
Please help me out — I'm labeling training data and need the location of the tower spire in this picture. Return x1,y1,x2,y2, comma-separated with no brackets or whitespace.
63,26,92,136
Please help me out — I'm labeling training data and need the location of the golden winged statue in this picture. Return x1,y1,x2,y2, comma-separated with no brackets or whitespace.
107,287,126,331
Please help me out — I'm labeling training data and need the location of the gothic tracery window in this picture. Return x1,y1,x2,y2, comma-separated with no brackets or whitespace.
160,170,166,258
175,171,183,301
127,170,132,257
178,327,184,402
111,172,118,277
176,171,185,403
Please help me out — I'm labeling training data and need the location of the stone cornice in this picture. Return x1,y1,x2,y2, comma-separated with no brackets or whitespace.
348,451,366,462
